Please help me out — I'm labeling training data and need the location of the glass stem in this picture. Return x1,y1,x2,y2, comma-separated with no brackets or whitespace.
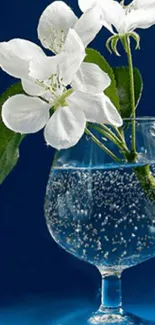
99,270,123,314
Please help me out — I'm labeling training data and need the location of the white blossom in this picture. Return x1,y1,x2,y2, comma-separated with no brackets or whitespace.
38,0,103,52
78,0,155,35
0,1,122,150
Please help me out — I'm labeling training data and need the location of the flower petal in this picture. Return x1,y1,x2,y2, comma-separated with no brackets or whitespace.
67,91,122,127
133,0,155,10
2,94,50,133
44,105,86,149
72,62,111,93
78,0,124,34
78,0,98,12
0,39,45,79
21,78,46,96
123,9,155,33
99,0,125,33
38,1,78,53
59,29,86,86
29,53,64,80
74,6,103,47
78,0,114,33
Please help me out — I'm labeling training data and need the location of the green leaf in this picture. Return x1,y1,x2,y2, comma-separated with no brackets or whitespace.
0,134,25,185
85,48,120,110
0,82,25,184
113,67,143,118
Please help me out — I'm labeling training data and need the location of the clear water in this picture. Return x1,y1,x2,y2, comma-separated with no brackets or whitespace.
45,164,155,270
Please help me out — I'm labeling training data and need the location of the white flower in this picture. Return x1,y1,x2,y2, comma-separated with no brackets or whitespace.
0,0,103,84
78,0,155,35
0,1,122,150
1,29,122,149
37,0,103,53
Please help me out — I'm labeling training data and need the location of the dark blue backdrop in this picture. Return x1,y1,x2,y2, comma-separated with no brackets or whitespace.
0,0,155,323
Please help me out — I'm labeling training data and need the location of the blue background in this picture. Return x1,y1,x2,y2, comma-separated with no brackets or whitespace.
0,0,155,323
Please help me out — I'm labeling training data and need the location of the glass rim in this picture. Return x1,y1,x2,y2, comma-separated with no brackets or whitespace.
53,116,155,170
123,116,155,122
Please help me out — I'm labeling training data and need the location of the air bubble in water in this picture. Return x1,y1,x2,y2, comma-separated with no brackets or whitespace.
45,164,155,269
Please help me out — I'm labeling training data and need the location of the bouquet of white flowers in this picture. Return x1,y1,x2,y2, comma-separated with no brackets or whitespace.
0,0,155,200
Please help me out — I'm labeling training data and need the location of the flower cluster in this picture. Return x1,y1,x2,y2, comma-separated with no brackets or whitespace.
1,0,155,150
0,0,123,150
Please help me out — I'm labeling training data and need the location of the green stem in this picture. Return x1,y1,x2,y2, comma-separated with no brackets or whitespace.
113,125,155,202
134,165,155,202
112,126,126,143
124,36,137,160
85,128,121,163
100,124,130,154
100,124,123,145
89,121,155,203
52,150,60,168
113,124,155,201
89,123,130,156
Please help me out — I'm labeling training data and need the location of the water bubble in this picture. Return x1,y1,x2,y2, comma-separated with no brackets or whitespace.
104,252,109,259
149,226,155,233
45,165,155,269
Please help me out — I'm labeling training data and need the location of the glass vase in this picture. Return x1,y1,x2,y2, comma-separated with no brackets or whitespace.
44,118,155,324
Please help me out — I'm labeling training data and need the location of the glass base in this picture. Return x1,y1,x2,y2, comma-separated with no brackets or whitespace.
88,308,148,325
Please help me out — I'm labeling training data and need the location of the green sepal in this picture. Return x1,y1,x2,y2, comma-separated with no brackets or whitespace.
106,35,114,54
128,32,140,50
85,48,120,110
0,82,25,184
120,32,140,53
111,37,121,57
113,66,143,118
106,35,121,56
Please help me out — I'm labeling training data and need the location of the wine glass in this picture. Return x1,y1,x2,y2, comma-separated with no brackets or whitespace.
44,118,155,324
